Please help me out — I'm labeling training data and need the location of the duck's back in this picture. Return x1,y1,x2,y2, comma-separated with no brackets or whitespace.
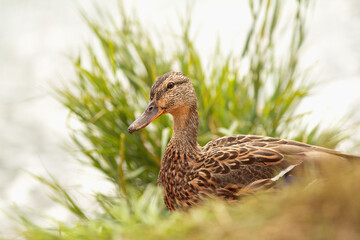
194,134,359,200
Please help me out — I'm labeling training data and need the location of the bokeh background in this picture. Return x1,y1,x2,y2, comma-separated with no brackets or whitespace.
1,0,360,237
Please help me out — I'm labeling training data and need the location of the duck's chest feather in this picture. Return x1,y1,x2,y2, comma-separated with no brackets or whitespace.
158,149,202,210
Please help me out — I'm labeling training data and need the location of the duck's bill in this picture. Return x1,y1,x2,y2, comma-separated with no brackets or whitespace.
127,102,164,134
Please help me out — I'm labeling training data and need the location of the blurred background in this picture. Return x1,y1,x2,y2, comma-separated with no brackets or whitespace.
1,0,360,237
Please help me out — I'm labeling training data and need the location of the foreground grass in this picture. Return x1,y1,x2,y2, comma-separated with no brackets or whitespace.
17,163,360,240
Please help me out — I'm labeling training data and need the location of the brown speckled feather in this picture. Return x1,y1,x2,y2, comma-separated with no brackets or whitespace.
158,135,305,210
128,72,360,211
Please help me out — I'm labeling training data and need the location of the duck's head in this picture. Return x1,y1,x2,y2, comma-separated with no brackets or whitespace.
128,72,197,133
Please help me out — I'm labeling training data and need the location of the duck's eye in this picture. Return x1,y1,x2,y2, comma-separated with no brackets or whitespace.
167,82,175,89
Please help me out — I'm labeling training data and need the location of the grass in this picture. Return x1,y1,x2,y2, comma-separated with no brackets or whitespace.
14,164,360,240
5,0,360,239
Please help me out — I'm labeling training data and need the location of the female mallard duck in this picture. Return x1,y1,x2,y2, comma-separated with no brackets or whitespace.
128,72,360,211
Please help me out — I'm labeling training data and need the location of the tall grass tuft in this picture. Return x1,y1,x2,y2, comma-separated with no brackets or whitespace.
8,0,359,239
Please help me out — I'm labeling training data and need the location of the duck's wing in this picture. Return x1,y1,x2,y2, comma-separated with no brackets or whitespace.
203,134,359,164
202,135,303,168
195,135,359,199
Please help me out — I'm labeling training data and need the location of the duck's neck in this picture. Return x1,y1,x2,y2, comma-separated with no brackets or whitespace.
170,105,199,153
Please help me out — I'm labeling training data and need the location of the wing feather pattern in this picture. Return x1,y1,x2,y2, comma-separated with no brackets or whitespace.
195,134,356,200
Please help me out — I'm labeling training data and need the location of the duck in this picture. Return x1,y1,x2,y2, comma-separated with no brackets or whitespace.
128,71,360,211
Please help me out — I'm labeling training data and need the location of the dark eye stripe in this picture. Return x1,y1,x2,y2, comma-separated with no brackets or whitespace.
166,80,187,90
153,80,189,100
175,80,188,85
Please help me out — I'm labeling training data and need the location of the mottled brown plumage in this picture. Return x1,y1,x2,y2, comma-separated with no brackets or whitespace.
128,72,360,211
